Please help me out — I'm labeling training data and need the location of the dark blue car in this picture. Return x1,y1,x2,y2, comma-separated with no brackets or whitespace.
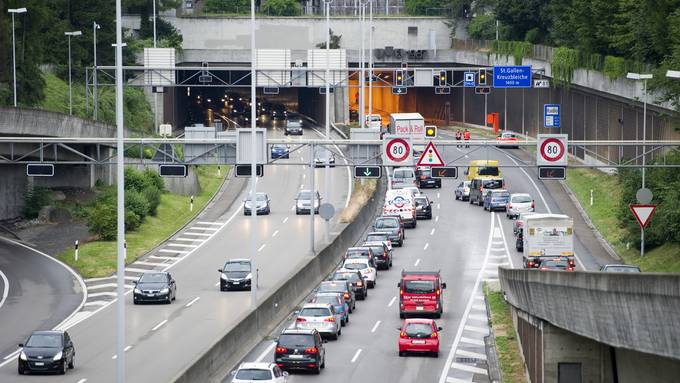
271,144,290,159
483,189,510,212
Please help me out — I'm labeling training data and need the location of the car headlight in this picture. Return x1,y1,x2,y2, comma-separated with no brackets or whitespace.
221,273,228,280
314,201,319,207
297,201,304,207
134,288,141,294
245,273,252,280
20,351,27,361
160,288,169,294
52,351,63,361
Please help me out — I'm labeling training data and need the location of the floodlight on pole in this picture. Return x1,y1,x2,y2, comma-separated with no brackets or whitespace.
324,0,332,245
8,8,27,107
93,22,100,120
65,30,83,116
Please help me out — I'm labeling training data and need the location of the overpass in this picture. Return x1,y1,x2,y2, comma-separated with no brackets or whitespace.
499,268,680,382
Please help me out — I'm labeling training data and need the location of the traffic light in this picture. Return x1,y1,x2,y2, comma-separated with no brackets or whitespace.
395,70,404,86
478,69,487,85
439,70,447,86
425,125,437,138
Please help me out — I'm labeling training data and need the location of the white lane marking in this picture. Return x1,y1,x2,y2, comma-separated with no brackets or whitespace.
388,296,396,307
446,378,470,383
459,336,485,346
215,282,220,287
152,319,168,331
438,212,495,383
451,362,488,375
87,283,133,290
150,255,178,260
371,320,381,333
166,243,199,248
76,379,88,383
496,214,516,268
255,341,277,363
125,267,151,274
159,249,190,254
423,243,429,251
83,301,108,307
299,184,304,190
185,297,200,308
197,221,225,225
437,192,440,199
183,232,212,237
134,261,165,267
173,237,204,242
435,216,440,222
414,259,421,267
290,206,296,212
258,244,267,252
124,345,132,352
350,348,362,363
437,204,441,209
0,269,9,311
456,349,487,360
87,292,118,298
472,303,486,311
272,230,279,237
464,325,489,335
283,217,289,224
468,314,488,322
3,350,20,360
303,174,306,179
191,226,219,231
430,228,436,236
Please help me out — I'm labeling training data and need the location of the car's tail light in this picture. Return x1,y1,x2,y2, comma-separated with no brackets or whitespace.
508,203,512,209
296,317,306,322
528,261,535,267
436,289,441,296
275,347,288,354
343,292,350,300
307,363,317,368
400,289,404,296
305,347,318,354
568,260,575,267
431,332,439,338
567,267,574,272
324,317,336,322
399,331,407,338
357,281,363,287
531,200,535,209
420,176,427,180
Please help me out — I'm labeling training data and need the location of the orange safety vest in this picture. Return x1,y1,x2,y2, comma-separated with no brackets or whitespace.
463,131,471,140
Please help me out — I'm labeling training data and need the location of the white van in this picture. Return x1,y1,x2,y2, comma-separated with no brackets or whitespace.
391,167,417,189
364,114,382,129
383,189,417,228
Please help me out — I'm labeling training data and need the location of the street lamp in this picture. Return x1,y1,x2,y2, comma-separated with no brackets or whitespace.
249,0,259,308
359,0,368,128
8,8,27,107
323,0,332,245
65,30,83,116
93,22,101,120
626,71,653,257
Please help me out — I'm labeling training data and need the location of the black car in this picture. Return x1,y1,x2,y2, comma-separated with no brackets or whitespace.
415,195,433,220
362,241,392,270
274,328,326,374
415,167,441,188
331,270,368,300
271,104,287,121
219,259,252,291
18,331,75,375
285,119,303,135
133,271,177,304
373,216,404,246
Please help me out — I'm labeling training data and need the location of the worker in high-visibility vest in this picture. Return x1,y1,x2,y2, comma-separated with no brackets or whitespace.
463,129,471,148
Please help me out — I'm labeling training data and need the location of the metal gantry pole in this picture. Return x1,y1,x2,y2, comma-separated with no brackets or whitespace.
324,0,332,245
368,0,373,122
153,0,158,134
11,12,17,107
114,1,126,382
310,143,316,255
93,22,99,120
68,36,73,115
152,0,157,47
641,78,647,257
359,1,367,128
250,0,259,307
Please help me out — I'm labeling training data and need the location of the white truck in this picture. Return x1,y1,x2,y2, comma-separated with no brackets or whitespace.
521,214,575,268
389,113,425,138
364,114,383,130
383,189,417,228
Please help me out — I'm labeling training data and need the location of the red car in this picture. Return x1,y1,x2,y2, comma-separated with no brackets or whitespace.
496,131,520,148
398,270,447,318
398,319,442,357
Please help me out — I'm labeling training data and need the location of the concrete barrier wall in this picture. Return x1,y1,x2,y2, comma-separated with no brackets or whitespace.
499,268,680,361
173,180,386,383
0,107,118,138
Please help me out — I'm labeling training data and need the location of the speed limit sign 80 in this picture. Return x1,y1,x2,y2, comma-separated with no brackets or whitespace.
537,134,568,166
382,136,413,166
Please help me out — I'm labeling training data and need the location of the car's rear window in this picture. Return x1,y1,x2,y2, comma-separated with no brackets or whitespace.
235,369,273,380
542,260,569,268
394,169,414,179
415,197,428,206
318,283,347,293
482,179,504,189
343,262,367,270
375,219,399,229
366,234,387,241
313,295,340,305
404,323,433,337
491,192,510,199
333,272,360,282
403,280,436,294
347,249,369,256
478,166,499,176
419,169,431,177
512,195,532,203
367,246,384,255
299,307,332,317
278,334,315,348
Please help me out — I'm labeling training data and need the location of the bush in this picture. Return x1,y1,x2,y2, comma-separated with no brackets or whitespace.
468,14,497,40
125,190,150,221
143,169,165,191
603,56,626,80
204,0,249,13
23,187,51,219
261,0,302,16
125,210,142,232
142,186,162,216
87,202,117,240
125,167,148,193
405,0,449,15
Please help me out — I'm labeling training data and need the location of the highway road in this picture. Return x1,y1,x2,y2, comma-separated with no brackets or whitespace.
0,118,352,382
0,237,85,365
228,131,603,383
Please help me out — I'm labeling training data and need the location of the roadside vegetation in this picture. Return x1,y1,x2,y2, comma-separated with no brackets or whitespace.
339,179,377,223
485,284,527,383
57,165,226,278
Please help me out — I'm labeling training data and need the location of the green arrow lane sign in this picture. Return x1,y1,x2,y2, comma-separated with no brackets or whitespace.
354,166,381,179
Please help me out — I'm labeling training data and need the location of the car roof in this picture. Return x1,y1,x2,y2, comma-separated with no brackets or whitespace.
344,258,369,264
280,328,317,335
362,241,385,247
347,246,370,251
403,318,435,325
238,362,275,370
511,193,531,197
491,189,509,193
302,302,332,309
225,258,251,263
401,270,440,280
367,231,389,236
30,330,63,336
315,292,343,297
320,280,347,286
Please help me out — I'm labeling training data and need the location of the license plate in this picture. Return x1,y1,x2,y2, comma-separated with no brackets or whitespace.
412,340,426,344
289,355,304,359
34,362,44,366
416,306,424,311
233,281,240,285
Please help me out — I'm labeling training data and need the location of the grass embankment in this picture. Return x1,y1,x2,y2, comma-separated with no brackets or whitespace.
58,166,226,278
565,168,680,272
339,179,377,224
485,284,527,383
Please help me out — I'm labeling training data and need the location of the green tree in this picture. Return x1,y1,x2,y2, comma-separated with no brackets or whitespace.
204,0,249,13
261,0,302,16
467,14,496,40
405,0,450,16
316,29,342,49
494,0,550,42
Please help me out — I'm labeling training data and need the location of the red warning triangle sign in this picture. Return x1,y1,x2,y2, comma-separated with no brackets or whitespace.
630,204,657,229
416,141,445,167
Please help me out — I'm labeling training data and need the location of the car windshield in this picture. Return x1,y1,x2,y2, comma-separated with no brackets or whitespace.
404,323,433,337
333,273,359,282
318,283,346,293
367,246,384,255
478,166,499,176
483,179,504,189
278,334,315,348
491,192,510,199
139,273,166,283
298,191,317,200
314,295,340,305
404,280,436,294
604,266,640,273
367,235,388,242
512,195,532,203
246,194,267,202
224,261,250,272
272,144,287,149
419,169,431,177
235,369,273,380
26,334,62,348
343,262,367,270
415,197,428,206
299,308,332,317
375,219,398,229
542,260,569,268
393,169,413,179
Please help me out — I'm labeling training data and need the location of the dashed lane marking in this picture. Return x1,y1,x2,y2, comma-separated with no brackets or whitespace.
371,320,381,333
197,221,225,226
258,244,267,252
191,226,219,231
456,349,487,360
185,297,200,307
423,243,429,251
174,237,205,242
150,255,179,260
388,296,396,307
435,216,440,222
451,363,488,375
283,217,289,224
464,325,489,335
166,243,199,248
350,349,362,363
459,337,485,346
183,232,212,237
414,259,421,266
159,249,190,254
430,228,436,235
152,319,168,331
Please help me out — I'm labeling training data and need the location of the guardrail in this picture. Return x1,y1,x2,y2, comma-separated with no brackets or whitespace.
499,267,680,360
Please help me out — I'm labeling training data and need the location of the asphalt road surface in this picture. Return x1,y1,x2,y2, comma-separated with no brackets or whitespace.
0,118,351,382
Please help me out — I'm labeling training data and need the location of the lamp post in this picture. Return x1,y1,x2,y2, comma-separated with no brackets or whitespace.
324,0,332,245
8,8,27,107
65,30,82,115
368,0,373,124
114,1,125,382
93,22,100,120
152,0,157,48
249,0,259,308
626,72,653,257
359,0,368,128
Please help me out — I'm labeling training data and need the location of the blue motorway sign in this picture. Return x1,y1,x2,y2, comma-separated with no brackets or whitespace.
544,104,561,128
464,72,475,87
492,66,532,88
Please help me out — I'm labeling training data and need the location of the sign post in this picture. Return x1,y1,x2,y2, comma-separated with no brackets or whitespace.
415,142,445,167
493,65,532,88
537,134,568,178
382,136,413,167
544,104,561,128
464,72,475,87
630,203,656,257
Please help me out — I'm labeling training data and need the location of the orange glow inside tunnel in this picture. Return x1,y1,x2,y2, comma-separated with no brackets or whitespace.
348,77,403,125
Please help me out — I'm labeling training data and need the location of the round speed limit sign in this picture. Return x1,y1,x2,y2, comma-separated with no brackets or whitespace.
539,137,565,163
383,137,412,166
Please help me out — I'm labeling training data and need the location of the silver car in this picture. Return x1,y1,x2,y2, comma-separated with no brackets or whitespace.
506,193,534,219
294,303,341,339
455,181,471,201
295,190,321,215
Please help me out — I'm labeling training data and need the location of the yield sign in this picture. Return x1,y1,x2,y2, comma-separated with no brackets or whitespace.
416,141,445,167
630,204,657,229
